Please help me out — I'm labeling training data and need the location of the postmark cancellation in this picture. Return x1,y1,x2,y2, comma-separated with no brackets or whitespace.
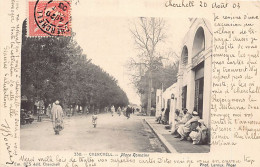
28,0,71,37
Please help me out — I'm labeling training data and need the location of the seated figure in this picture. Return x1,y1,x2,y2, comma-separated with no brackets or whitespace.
176,111,200,140
172,108,192,136
156,108,164,124
189,119,208,145
170,109,182,134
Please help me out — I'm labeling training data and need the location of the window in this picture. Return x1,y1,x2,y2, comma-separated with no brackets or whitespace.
194,77,204,118
182,86,187,109
181,46,188,65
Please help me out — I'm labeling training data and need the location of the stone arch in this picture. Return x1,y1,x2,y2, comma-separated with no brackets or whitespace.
192,27,205,57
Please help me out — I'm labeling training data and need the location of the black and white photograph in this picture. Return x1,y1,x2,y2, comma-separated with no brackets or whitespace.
2,0,260,166
20,17,212,153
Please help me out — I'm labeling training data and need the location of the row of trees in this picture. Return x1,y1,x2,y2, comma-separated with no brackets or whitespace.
128,18,179,113
21,21,129,112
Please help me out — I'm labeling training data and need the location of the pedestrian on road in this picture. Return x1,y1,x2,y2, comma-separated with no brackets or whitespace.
122,106,126,116
117,106,121,116
68,105,73,117
111,105,115,117
92,110,98,128
46,104,52,119
84,106,89,115
104,106,108,113
51,100,64,135
126,105,132,119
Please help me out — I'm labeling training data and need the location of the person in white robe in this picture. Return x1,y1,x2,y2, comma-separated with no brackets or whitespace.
117,107,122,116
170,109,183,135
51,100,64,135
173,109,192,137
111,105,115,116
177,111,200,140
46,104,52,119
189,119,208,145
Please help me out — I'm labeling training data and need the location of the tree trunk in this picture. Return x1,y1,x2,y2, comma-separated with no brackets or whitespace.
147,70,152,116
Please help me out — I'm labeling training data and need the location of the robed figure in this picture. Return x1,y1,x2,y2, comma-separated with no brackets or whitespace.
51,100,64,135
111,105,115,117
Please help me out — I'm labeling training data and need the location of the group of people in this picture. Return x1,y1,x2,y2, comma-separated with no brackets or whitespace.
156,108,208,145
20,109,34,125
50,101,105,134
32,101,139,135
110,105,135,119
21,100,65,135
170,108,208,145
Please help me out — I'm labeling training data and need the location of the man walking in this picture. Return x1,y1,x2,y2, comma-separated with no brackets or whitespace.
111,105,115,117
117,106,122,116
51,100,64,135
126,105,132,119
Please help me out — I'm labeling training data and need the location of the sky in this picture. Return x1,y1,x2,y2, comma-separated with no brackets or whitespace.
72,15,190,105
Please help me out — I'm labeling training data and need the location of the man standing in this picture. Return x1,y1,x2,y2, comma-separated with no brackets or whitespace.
46,104,52,119
51,100,64,135
126,105,132,119
111,105,115,117
117,106,122,116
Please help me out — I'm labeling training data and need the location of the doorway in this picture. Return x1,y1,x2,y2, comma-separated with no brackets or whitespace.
194,62,204,118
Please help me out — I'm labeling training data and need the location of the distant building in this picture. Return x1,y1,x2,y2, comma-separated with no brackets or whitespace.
165,83,178,125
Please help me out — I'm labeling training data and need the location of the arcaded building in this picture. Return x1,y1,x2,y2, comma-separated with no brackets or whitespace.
177,18,213,127
156,18,212,128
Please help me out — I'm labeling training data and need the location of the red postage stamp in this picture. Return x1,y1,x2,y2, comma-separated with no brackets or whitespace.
28,0,71,37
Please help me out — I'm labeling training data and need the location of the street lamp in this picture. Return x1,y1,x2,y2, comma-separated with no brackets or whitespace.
171,93,175,99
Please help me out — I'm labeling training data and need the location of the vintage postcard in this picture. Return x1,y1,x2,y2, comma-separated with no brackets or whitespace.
0,0,260,166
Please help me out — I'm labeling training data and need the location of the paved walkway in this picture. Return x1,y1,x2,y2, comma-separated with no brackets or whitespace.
145,117,210,153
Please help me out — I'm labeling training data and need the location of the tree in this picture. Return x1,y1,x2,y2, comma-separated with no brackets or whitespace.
128,17,168,114
133,61,179,109
21,19,129,113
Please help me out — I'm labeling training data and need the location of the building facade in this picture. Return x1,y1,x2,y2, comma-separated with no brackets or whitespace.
156,18,212,128
177,18,212,128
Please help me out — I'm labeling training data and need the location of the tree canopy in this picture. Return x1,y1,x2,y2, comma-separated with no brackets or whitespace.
135,62,178,108
21,20,129,110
